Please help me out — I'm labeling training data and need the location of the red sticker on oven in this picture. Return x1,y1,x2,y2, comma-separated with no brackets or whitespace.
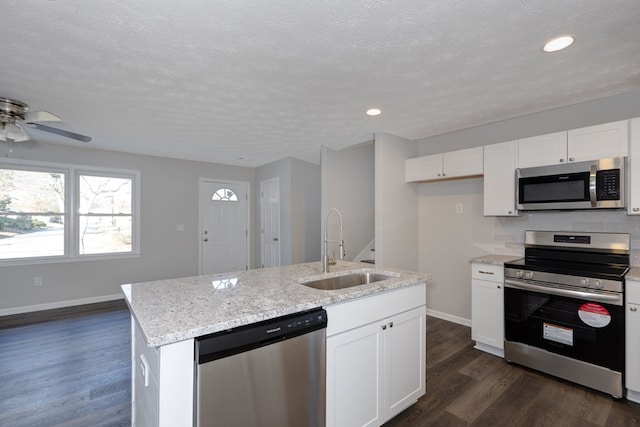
578,303,611,328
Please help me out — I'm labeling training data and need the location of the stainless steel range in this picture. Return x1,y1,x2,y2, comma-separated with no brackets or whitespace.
504,230,629,398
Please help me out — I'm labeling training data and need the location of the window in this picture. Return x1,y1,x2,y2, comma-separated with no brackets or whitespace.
0,161,139,264
212,188,238,202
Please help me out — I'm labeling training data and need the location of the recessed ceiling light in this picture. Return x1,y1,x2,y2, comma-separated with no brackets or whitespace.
366,108,382,116
543,36,574,52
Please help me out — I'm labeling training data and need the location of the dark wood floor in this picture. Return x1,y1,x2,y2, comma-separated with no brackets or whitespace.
1,305,639,426
0,301,131,427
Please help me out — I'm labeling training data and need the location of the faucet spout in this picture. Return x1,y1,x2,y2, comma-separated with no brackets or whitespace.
323,208,345,273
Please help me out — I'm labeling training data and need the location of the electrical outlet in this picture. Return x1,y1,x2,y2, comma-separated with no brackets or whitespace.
456,203,464,214
176,224,185,232
34,276,43,287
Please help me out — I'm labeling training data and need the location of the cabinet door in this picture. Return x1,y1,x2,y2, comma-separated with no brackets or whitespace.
443,147,483,178
483,141,518,216
326,322,383,427
471,278,503,350
627,301,640,392
405,153,443,182
384,306,426,421
628,118,640,214
517,132,567,167
568,120,628,162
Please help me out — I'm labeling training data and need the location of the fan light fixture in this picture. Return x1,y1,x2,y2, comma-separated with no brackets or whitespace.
0,121,29,142
366,108,382,116
543,36,575,52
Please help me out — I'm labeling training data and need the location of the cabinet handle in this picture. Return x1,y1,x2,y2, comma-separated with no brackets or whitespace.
560,158,565,163
497,285,501,289
442,173,446,177
478,270,494,275
381,324,387,330
569,157,575,162
633,208,639,212
389,322,394,328
631,307,638,312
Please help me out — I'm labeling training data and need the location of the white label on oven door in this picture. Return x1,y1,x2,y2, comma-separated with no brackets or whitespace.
578,303,611,328
543,322,573,346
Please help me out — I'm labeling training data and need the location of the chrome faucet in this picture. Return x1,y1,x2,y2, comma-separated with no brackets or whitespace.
323,208,345,273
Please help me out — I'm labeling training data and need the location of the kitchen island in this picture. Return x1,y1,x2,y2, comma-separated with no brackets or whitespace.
122,260,430,426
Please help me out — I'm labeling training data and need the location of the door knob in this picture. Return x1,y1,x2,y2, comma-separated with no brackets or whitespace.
203,237,208,242
273,237,279,241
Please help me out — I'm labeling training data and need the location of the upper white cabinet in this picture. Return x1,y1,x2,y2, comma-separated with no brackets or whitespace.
629,118,640,215
517,132,567,168
405,147,483,182
568,120,628,162
517,121,629,168
483,140,518,216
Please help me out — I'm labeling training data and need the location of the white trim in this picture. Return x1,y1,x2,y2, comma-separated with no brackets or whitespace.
627,389,640,404
198,178,251,274
426,308,472,327
259,177,280,268
0,293,124,316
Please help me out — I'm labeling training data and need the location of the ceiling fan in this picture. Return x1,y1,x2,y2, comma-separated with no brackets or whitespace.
0,97,91,143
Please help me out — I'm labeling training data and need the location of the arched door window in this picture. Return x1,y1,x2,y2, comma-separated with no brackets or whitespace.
212,188,238,202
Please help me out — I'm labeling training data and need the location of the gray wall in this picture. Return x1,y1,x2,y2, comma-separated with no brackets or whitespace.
1,142,255,313
255,157,321,266
321,143,374,262
415,90,640,323
374,133,419,270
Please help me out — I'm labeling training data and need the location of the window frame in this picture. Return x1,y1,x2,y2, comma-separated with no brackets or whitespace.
0,158,140,266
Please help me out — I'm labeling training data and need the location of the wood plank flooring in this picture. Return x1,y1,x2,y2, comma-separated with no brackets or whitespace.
1,305,639,426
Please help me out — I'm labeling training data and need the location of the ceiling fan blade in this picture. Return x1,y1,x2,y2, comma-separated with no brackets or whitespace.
22,110,62,122
27,122,92,142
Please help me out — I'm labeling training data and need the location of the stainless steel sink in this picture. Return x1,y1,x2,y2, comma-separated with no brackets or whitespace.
299,272,395,291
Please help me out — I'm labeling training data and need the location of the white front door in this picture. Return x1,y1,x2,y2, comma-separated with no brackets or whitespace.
200,180,248,274
260,178,280,268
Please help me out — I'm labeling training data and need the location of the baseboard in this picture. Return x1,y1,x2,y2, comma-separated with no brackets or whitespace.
0,294,124,316
474,342,505,358
426,308,471,327
627,389,640,404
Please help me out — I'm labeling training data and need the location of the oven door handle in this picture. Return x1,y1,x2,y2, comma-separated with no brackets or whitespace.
504,279,623,305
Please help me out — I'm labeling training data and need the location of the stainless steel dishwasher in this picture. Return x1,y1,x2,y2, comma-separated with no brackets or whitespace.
195,308,327,427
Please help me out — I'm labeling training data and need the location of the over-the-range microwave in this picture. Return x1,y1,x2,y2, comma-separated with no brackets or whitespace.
516,157,626,211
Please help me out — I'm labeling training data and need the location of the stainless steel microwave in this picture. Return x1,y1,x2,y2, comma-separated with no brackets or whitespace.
516,157,626,211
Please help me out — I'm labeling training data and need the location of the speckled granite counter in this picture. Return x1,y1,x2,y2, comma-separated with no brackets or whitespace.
469,254,522,265
626,267,640,281
122,261,431,347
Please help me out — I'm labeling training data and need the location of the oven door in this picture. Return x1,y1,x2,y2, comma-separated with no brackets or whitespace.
504,282,624,372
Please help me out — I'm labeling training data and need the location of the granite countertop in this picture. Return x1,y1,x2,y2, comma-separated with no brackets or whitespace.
469,254,522,265
627,267,640,281
122,261,431,347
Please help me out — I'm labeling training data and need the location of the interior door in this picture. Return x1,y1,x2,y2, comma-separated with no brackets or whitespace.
201,180,248,274
260,178,280,268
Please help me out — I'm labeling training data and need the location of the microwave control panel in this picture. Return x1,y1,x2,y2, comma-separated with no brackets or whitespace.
596,169,620,200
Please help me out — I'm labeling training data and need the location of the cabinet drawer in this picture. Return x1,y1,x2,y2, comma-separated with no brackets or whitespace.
471,263,503,282
627,280,640,304
325,282,426,337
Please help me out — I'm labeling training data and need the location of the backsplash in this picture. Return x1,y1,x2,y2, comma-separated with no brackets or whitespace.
495,210,640,265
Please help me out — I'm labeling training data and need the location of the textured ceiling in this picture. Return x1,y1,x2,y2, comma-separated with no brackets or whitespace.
2,1,640,167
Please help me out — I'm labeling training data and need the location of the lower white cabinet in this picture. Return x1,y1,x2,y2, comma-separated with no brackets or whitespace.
325,283,427,427
471,263,504,357
626,280,640,403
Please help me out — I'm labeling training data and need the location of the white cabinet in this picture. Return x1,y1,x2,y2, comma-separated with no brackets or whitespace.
568,120,628,162
483,140,518,216
628,118,640,215
471,263,504,357
405,147,483,182
517,132,567,168
517,121,628,168
325,283,426,427
626,279,640,403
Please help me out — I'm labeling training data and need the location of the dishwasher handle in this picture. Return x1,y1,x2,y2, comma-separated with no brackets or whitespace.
196,308,327,364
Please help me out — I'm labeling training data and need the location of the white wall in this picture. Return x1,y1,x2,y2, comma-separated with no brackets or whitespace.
321,143,374,262
374,133,418,270
1,142,255,313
